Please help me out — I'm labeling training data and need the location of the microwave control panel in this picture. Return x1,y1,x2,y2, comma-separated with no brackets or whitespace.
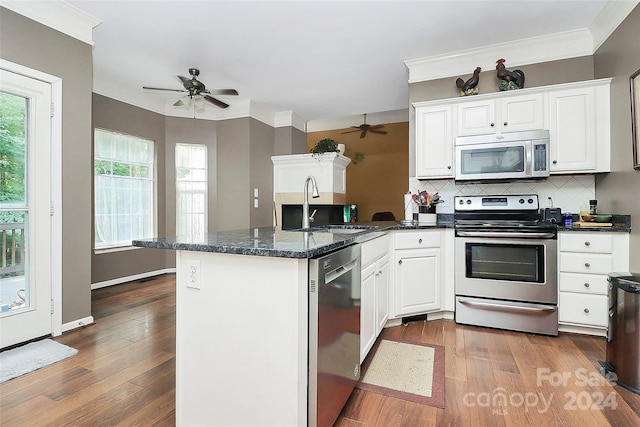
533,144,548,172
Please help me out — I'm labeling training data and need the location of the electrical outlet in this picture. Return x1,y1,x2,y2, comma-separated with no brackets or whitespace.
186,260,201,289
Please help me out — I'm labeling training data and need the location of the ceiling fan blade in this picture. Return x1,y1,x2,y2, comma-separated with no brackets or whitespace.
370,129,388,135
341,129,361,134
360,130,367,138
369,125,385,130
207,88,239,96
204,95,229,109
143,86,186,93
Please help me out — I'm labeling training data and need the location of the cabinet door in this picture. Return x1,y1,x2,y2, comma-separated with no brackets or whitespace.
415,105,454,178
500,93,544,133
394,248,440,317
360,263,377,363
457,99,496,136
548,87,596,172
376,255,390,334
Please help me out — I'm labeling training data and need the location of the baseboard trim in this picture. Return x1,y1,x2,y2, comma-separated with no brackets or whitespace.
90,268,177,290
61,315,95,334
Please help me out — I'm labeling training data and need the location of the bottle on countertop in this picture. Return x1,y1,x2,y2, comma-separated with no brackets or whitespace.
564,212,573,227
589,199,598,215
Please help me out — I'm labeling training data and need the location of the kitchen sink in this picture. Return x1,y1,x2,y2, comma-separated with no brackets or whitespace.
295,225,378,234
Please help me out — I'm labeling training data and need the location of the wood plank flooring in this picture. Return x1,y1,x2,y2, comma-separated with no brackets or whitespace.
1,274,639,426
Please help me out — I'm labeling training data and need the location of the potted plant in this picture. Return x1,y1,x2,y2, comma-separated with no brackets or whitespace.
310,138,340,156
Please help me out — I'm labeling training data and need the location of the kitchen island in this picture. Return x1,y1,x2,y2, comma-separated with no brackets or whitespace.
133,220,452,426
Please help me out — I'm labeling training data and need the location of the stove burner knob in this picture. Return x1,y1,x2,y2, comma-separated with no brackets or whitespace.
519,198,525,204
528,198,534,204
466,199,471,204
458,199,464,205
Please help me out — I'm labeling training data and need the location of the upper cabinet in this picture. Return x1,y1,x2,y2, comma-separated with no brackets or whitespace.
548,80,611,173
457,93,544,136
413,78,611,179
415,104,454,179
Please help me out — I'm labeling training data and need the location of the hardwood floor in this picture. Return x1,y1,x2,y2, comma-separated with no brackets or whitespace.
1,274,639,426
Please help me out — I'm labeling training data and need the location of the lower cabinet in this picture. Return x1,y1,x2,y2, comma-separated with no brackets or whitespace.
360,236,390,363
558,232,629,336
391,231,442,318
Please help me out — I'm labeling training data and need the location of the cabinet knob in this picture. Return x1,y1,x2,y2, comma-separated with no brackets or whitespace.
585,262,591,268
490,123,495,127
552,160,558,164
503,122,508,126
418,238,423,244
584,308,590,314
584,282,590,288
584,241,591,246
447,165,452,170
398,260,402,265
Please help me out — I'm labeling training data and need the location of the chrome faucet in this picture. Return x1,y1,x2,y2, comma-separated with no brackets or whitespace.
302,176,319,229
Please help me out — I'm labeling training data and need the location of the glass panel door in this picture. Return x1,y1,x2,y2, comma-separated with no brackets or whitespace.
465,242,544,283
0,68,52,348
460,145,525,175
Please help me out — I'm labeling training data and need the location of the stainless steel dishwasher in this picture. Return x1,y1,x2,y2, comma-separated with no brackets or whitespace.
308,244,361,427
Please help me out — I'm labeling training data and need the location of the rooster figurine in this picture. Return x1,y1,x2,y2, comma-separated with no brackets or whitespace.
496,58,525,90
456,67,481,96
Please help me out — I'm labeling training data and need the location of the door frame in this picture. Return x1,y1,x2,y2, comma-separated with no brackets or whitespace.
1,59,62,337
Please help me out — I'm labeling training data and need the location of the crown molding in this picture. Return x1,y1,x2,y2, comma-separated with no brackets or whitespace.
590,0,640,51
1,0,101,45
306,109,408,132
405,0,639,83
405,28,594,83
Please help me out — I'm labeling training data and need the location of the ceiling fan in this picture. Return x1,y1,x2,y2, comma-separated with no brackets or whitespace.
341,113,387,138
143,68,238,109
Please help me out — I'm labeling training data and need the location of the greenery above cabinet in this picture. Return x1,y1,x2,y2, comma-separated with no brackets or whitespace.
413,78,612,180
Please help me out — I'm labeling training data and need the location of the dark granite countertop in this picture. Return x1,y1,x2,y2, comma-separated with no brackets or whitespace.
558,214,631,233
132,215,454,258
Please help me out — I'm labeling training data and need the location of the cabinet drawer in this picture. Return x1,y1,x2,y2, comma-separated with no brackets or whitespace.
559,252,613,275
559,292,607,327
394,231,440,250
560,233,613,253
361,234,390,267
559,272,609,295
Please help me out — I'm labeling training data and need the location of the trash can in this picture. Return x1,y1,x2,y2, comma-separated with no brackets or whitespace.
601,272,640,395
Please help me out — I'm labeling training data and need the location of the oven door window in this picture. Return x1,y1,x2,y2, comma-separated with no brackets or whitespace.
460,146,525,175
465,242,544,283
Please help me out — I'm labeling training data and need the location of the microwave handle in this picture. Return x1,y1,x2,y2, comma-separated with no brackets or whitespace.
525,141,532,175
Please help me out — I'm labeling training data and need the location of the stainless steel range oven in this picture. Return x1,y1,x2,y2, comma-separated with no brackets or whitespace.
454,194,558,336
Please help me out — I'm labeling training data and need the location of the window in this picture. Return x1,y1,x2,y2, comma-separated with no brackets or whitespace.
94,129,155,249
176,144,207,236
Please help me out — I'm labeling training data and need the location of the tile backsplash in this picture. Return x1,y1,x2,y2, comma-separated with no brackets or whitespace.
408,175,595,215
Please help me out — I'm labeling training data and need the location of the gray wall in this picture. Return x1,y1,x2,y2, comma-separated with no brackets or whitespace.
250,119,276,228
0,7,93,323
92,94,171,283
594,4,640,271
274,126,307,155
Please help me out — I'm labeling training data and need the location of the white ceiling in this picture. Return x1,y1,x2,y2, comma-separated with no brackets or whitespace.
46,1,632,125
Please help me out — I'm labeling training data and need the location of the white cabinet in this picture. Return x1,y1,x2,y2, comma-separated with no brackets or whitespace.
558,232,629,336
414,104,454,179
456,93,544,136
391,231,441,317
548,80,611,173
360,235,390,362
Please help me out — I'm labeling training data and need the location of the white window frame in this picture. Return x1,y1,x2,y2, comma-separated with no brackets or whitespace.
93,128,157,251
175,143,207,236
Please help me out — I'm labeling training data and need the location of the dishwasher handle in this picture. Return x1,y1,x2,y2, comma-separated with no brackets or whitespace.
325,259,358,284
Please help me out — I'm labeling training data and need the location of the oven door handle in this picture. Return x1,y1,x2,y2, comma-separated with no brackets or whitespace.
458,299,557,314
456,231,556,239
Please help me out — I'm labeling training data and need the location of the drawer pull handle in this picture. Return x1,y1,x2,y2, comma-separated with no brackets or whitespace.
584,241,591,246
398,260,402,265
504,122,508,126
584,308,590,314
418,238,422,244
552,160,558,164
584,283,590,288
585,263,591,268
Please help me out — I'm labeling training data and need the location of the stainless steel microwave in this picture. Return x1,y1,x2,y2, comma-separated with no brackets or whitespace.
455,130,550,181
